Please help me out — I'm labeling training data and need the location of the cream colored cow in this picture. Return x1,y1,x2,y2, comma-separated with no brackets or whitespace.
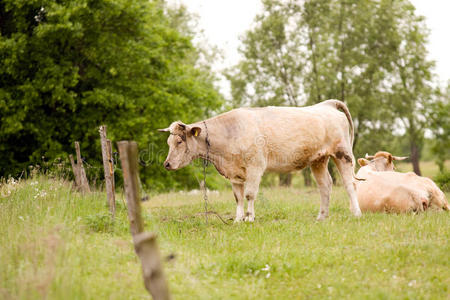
159,100,362,222
356,151,449,213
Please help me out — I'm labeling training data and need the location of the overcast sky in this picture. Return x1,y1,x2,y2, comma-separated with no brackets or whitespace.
168,0,450,96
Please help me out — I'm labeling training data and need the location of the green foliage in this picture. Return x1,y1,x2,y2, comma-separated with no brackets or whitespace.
84,209,130,234
226,0,303,107
434,171,450,192
0,0,223,191
428,83,450,172
84,213,115,233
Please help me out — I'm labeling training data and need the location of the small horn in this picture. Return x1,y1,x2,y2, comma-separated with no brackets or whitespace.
392,156,408,161
157,128,170,132
365,153,375,160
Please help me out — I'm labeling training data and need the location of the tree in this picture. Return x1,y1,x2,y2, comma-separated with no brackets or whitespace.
388,1,436,175
0,0,223,190
227,1,303,107
226,0,310,186
228,0,439,176
429,82,450,172
299,0,407,155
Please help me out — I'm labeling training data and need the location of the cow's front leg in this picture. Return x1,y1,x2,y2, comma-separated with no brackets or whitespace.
244,169,263,222
232,183,245,223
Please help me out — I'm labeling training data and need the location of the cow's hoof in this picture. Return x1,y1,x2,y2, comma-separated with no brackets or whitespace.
316,214,328,221
353,209,362,217
244,215,255,222
234,217,244,223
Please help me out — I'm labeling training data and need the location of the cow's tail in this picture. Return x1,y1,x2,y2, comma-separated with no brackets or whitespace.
322,99,354,148
321,100,363,182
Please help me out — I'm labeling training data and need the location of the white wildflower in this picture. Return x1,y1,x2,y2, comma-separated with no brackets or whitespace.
34,190,48,199
261,264,270,271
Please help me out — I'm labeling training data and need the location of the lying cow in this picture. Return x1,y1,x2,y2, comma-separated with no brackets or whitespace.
159,99,362,222
356,151,449,212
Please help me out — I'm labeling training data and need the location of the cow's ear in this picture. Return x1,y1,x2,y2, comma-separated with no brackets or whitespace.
189,127,202,137
358,158,369,166
176,123,186,131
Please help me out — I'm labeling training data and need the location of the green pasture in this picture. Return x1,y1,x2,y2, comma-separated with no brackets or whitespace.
1,173,448,299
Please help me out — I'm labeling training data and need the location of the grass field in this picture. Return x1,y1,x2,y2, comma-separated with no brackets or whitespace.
395,160,450,178
1,175,449,299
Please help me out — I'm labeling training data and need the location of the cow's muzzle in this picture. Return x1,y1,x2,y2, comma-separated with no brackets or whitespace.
164,161,173,170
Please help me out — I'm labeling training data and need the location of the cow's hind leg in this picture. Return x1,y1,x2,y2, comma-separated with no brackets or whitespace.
311,157,333,220
232,183,245,223
244,168,263,222
333,151,362,217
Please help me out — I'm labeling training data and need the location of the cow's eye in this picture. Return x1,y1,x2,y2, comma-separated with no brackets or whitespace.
177,140,182,145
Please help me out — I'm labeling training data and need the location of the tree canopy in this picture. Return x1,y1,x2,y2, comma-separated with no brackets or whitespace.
1,0,448,191
228,0,446,174
0,0,223,190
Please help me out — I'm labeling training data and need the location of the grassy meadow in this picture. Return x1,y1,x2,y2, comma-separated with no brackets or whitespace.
0,166,449,299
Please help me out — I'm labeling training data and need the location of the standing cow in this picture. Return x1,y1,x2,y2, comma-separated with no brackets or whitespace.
159,100,362,222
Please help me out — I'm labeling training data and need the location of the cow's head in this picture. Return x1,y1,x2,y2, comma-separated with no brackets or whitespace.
432,189,450,211
425,179,450,211
158,121,202,170
357,151,408,171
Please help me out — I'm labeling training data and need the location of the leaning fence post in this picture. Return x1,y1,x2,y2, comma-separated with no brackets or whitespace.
99,125,116,218
69,154,81,190
117,141,170,300
74,141,90,193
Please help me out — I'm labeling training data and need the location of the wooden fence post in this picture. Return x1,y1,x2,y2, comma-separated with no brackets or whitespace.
117,141,170,300
69,154,81,190
74,141,90,193
117,141,143,235
99,125,116,218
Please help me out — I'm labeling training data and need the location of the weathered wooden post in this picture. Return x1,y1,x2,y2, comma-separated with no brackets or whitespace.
74,141,90,193
69,154,81,190
99,125,116,218
69,142,90,193
117,141,170,300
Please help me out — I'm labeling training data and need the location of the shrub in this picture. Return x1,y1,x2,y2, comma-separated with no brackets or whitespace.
84,213,115,233
434,171,450,192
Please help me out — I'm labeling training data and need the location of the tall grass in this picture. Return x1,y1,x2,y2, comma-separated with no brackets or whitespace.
1,176,449,299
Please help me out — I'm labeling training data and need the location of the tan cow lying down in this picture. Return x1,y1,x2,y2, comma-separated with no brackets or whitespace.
356,151,449,213
159,100,362,222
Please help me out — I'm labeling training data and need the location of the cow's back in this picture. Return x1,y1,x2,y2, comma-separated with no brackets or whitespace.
357,174,424,212
356,170,449,212
247,105,350,171
197,103,352,173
